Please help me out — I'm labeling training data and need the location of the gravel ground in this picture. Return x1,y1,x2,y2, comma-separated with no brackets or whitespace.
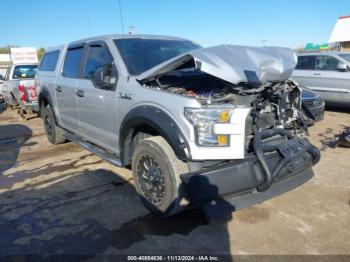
0,108,349,259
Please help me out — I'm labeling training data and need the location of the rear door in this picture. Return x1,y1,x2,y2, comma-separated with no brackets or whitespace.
55,45,85,132
75,41,119,152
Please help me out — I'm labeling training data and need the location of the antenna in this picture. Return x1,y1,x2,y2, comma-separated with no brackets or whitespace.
118,0,125,35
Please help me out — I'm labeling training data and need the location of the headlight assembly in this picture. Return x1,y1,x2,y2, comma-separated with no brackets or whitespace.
184,108,233,147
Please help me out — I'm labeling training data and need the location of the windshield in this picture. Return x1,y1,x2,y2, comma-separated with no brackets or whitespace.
114,38,201,75
338,53,350,63
12,65,38,79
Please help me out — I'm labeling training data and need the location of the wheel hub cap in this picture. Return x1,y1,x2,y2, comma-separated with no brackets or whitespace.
137,155,165,204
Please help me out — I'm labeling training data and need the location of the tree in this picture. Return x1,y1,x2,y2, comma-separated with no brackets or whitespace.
37,47,46,60
0,47,9,54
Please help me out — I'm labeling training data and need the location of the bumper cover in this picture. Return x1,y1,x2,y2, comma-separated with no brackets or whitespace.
180,132,320,214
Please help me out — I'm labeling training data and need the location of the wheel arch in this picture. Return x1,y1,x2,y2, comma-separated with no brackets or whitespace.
119,105,191,166
38,87,58,124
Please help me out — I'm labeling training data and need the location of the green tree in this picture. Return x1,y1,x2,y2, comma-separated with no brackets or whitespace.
0,47,9,54
37,47,46,60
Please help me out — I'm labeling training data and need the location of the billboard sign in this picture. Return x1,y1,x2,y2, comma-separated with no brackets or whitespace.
10,47,38,64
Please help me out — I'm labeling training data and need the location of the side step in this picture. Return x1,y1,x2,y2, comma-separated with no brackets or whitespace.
64,132,122,167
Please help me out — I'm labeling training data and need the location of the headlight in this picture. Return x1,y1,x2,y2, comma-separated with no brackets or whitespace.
184,108,233,147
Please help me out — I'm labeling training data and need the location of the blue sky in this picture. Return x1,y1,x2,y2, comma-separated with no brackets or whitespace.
1,0,348,48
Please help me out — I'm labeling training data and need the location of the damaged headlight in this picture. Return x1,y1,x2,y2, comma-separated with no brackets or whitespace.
184,108,233,147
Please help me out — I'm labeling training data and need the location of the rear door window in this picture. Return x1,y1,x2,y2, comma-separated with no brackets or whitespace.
62,47,84,78
39,50,60,71
295,56,316,70
315,56,341,71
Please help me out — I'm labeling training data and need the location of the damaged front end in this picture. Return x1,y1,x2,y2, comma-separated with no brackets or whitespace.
137,45,321,212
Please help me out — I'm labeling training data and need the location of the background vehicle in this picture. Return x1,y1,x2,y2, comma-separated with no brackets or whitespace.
0,74,4,96
0,94,5,114
301,87,325,125
37,34,320,217
0,74,4,84
2,63,39,113
292,52,350,106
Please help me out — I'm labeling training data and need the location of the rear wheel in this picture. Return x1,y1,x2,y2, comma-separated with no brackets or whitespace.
41,104,66,144
132,136,188,217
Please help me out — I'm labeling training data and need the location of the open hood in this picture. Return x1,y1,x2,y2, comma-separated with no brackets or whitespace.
136,45,297,85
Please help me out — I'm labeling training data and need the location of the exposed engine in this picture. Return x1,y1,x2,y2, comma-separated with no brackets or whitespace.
144,69,307,135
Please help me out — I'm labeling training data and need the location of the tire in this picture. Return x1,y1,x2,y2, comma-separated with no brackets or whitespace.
41,104,66,144
132,136,188,217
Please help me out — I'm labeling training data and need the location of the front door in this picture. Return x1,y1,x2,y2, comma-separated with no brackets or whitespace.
75,41,119,153
312,55,350,103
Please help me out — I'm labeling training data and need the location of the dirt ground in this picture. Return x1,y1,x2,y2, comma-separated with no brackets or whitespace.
0,108,349,258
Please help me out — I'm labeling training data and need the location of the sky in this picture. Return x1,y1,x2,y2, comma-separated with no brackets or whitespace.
0,0,348,49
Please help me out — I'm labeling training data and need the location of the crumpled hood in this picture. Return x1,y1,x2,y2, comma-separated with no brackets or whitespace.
137,44,297,85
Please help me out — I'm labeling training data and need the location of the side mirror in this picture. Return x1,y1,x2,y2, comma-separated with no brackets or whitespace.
337,63,348,71
92,63,117,89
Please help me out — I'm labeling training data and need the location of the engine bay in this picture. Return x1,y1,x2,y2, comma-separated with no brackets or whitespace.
143,69,308,135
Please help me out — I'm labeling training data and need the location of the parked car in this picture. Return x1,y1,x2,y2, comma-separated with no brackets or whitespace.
0,74,5,97
36,35,320,217
0,94,5,114
292,52,350,106
301,87,325,125
1,63,39,113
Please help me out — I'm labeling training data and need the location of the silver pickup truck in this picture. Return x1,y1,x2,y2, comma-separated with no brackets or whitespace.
36,34,320,217
2,63,39,113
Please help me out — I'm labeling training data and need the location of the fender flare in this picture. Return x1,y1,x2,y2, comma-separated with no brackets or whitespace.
119,105,191,165
38,87,58,123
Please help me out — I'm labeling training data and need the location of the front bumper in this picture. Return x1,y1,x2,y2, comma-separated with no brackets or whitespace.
180,130,320,215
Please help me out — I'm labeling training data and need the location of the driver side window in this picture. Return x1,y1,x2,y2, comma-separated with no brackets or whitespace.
83,44,113,79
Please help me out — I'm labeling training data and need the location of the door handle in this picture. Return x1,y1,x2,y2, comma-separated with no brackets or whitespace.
75,89,84,97
55,86,62,92
313,73,322,76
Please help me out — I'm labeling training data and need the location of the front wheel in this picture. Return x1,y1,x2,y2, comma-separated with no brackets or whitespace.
132,136,189,217
41,104,66,144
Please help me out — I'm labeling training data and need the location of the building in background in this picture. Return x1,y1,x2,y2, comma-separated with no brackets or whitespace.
329,15,350,51
0,54,11,77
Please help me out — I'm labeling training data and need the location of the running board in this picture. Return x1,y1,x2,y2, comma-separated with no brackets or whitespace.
64,132,122,167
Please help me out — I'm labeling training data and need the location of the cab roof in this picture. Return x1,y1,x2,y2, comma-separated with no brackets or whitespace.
45,34,191,52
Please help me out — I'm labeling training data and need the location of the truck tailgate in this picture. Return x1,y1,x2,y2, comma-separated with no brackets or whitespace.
20,79,37,102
